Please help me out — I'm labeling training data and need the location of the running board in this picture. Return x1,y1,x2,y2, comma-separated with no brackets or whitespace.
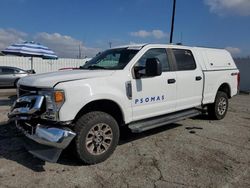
128,108,201,133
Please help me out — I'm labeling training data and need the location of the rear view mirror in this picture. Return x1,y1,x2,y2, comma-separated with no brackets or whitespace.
145,58,162,77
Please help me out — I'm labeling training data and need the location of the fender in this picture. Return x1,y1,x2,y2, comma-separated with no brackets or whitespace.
56,80,132,123
75,93,130,123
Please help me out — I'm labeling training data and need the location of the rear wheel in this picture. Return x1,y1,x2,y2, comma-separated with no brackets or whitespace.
74,111,119,164
207,91,228,120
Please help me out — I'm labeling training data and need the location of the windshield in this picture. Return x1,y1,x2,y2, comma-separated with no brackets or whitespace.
81,48,139,70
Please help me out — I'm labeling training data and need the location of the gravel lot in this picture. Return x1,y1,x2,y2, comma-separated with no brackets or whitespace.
0,92,249,188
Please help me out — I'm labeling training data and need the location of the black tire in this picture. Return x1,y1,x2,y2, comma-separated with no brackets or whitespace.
207,91,228,120
74,111,120,164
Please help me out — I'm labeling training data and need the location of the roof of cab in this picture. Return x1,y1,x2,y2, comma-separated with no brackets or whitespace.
112,43,147,50
111,44,232,57
112,43,195,50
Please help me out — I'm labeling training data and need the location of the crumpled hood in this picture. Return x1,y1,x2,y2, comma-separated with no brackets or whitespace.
18,70,115,88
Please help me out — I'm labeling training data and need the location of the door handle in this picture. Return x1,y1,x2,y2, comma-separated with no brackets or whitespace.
195,76,202,81
168,79,176,84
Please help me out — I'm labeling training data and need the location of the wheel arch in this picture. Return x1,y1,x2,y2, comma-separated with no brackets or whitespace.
74,99,125,126
217,83,231,98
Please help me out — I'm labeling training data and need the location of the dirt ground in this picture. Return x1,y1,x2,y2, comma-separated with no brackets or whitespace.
0,92,249,188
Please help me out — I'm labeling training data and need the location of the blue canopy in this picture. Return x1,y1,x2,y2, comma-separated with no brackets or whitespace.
2,41,58,59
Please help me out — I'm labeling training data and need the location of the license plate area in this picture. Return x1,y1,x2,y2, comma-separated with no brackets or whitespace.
17,120,35,135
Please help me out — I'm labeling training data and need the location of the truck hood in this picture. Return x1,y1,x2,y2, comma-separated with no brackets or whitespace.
18,70,115,88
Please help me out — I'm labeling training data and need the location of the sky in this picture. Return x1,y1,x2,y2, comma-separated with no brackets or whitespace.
0,0,250,58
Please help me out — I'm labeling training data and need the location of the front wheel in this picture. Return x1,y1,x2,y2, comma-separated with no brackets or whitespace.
207,91,228,120
74,111,120,164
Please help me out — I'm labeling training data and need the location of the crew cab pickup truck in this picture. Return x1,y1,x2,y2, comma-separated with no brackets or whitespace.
9,44,240,164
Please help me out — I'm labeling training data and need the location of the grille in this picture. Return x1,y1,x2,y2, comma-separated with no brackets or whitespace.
18,85,40,96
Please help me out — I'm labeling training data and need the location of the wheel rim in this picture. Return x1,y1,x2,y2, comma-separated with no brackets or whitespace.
217,97,227,116
85,123,113,155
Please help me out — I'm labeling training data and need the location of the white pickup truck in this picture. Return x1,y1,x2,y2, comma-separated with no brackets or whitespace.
9,44,240,164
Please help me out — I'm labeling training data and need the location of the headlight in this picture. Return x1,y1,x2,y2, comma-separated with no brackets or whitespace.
38,90,65,121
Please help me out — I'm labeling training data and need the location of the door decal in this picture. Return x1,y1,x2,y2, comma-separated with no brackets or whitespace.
134,94,166,105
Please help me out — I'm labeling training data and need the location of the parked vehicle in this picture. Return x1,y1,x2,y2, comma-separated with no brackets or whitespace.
0,66,34,88
9,44,240,164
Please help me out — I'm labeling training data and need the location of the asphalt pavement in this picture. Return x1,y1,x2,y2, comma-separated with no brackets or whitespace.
0,94,249,188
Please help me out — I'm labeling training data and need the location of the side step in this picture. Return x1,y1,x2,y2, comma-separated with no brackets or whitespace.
128,108,201,133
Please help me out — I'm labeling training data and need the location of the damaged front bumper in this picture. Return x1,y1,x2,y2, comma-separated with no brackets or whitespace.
8,95,76,162
9,95,45,120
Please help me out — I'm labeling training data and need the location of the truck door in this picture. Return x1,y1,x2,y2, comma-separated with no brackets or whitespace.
171,49,203,111
131,48,177,121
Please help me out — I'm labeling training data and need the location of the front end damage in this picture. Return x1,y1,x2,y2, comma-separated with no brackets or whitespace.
9,88,76,163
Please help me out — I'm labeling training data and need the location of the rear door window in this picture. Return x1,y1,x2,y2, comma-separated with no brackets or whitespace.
173,49,196,71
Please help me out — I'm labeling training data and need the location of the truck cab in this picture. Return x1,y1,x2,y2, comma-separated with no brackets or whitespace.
9,44,239,164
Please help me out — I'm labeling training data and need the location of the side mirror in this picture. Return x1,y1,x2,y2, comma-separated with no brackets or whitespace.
26,69,36,74
145,58,162,77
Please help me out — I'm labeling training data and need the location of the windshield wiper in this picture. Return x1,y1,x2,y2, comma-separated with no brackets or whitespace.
84,65,107,70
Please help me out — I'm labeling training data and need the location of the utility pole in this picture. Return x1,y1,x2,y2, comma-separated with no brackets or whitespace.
180,32,183,44
78,44,82,59
109,42,112,48
170,0,176,44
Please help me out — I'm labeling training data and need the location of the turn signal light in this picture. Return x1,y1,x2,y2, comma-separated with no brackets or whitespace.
54,91,64,103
